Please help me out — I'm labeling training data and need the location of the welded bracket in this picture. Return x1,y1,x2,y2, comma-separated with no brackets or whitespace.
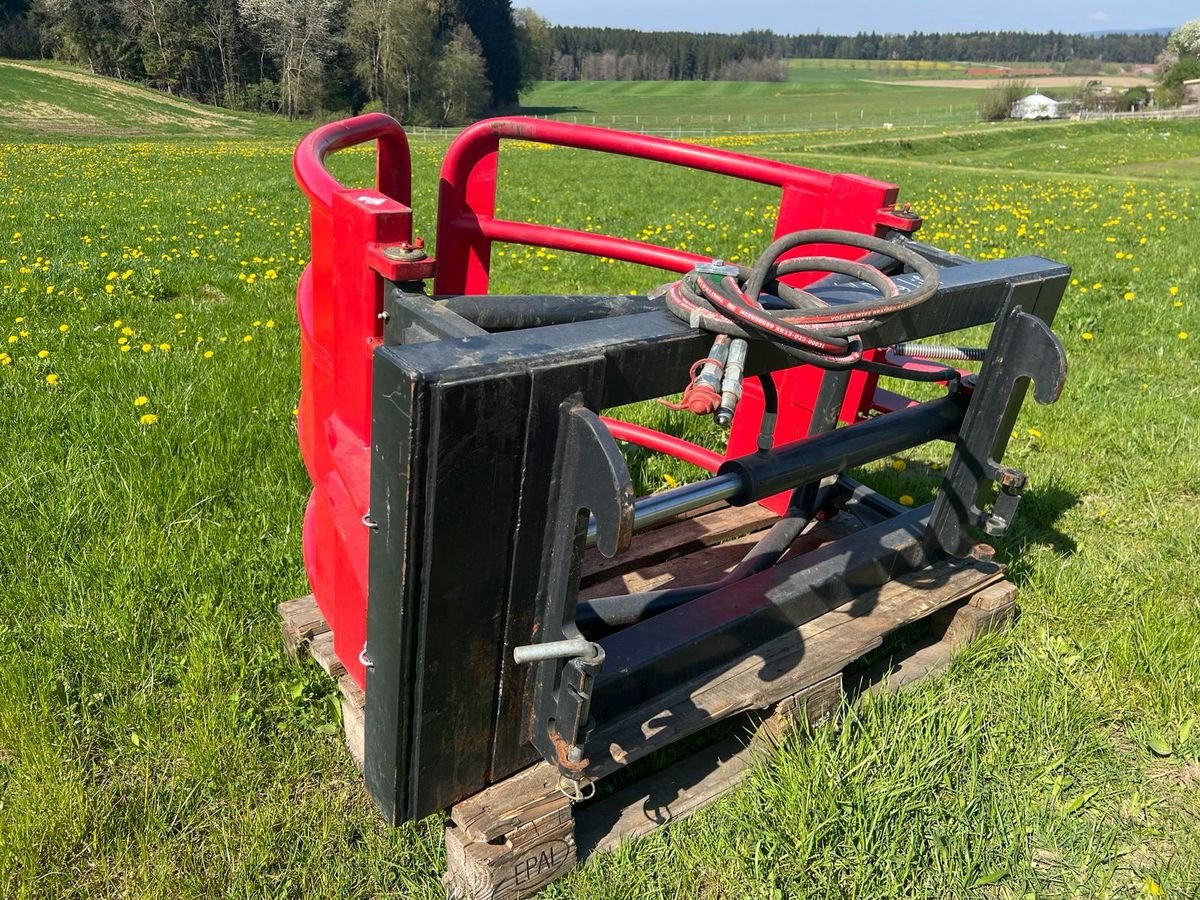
929,304,1067,557
526,404,635,784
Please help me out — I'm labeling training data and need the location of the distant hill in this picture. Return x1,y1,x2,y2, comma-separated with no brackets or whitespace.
0,59,292,138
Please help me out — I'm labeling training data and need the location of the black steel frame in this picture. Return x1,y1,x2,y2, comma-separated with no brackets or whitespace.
362,247,1070,824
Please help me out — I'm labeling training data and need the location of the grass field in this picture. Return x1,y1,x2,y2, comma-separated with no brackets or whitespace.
520,69,985,133
0,60,292,138
1,64,1200,898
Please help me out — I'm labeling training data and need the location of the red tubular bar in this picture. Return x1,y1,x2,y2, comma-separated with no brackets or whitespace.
601,417,723,473
294,112,412,209
435,116,917,296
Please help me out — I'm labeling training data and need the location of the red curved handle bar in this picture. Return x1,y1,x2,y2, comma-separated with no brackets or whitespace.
293,112,412,210
434,116,905,296
445,116,854,193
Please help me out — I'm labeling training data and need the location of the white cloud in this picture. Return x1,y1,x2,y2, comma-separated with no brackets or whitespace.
1088,10,1111,21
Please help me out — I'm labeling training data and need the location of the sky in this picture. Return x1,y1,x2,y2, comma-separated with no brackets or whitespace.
524,1,1186,35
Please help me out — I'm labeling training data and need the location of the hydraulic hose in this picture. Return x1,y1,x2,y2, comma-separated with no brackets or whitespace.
662,230,940,369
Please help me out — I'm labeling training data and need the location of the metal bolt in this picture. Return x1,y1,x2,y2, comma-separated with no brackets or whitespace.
512,637,599,665
377,310,391,322
383,242,428,262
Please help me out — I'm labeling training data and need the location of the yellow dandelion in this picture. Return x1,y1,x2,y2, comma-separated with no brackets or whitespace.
242,334,253,343
203,350,214,359
1123,291,1135,301
898,495,914,507
1027,427,1042,438
158,342,171,352
120,345,131,353
173,313,183,320
59,324,69,333
45,373,59,386
105,284,116,294
139,413,159,426
1169,286,1179,296
37,349,49,359
133,395,149,407
1180,331,1190,341
1082,332,1094,341
891,459,906,472
141,343,152,352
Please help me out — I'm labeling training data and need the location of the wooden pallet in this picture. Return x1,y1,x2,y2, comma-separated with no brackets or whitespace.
277,593,366,770
278,504,1018,900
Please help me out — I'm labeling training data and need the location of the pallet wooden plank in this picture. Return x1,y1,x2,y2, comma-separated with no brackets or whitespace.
581,529,772,597
581,510,867,599
581,503,777,587
277,595,329,657
577,731,753,860
586,557,1003,780
338,675,366,772
454,766,567,843
307,630,346,678
445,796,575,900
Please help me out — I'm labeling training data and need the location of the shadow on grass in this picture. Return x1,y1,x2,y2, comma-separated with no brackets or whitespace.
992,476,1080,583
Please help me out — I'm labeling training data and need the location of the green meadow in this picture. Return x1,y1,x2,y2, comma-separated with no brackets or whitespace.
520,63,987,132
0,63,1198,898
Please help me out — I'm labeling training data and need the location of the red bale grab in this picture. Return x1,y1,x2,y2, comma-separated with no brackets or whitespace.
293,113,920,686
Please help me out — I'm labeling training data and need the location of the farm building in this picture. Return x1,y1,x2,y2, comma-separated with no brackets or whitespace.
1186,79,1200,105
1011,92,1060,120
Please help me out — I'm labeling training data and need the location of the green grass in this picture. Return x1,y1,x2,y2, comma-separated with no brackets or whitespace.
786,58,970,80
0,59,300,138
779,120,1200,178
519,76,983,133
2,62,1200,898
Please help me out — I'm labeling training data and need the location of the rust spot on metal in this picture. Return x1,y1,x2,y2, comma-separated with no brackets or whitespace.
548,728,589,774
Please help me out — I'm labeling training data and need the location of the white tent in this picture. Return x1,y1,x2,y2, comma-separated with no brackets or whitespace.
1011,93,1060,120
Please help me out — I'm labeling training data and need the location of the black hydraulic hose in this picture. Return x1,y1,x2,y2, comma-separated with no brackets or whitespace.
577,483,820,634
662,229,941,370
757,371,779,449
855,357,962,385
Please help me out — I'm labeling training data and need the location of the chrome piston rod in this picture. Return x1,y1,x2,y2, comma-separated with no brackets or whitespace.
585,473,741,548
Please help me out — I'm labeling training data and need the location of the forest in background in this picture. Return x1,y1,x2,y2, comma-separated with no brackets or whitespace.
545,27,1168,82
0,0,1176,124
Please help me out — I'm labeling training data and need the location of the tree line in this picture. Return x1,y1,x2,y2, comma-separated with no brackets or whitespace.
0,0,547,123
545,27,1168,82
